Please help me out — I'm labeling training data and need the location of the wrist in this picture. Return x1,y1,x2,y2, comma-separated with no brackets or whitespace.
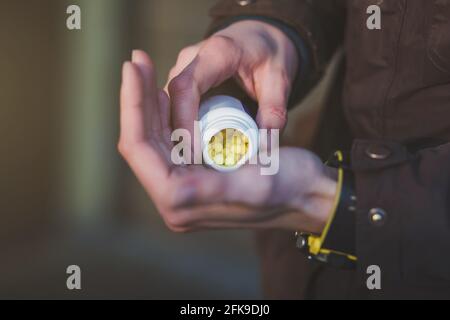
303,165,339,234
295,151,358,267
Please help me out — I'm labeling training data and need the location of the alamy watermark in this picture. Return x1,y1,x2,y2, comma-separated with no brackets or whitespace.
170,124,281,176
367,5,381,30
66,5,81,30
366,265,382,290
66,265,82,290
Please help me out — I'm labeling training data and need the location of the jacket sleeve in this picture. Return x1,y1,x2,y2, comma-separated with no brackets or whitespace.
352,140,450,296
205,0,346,108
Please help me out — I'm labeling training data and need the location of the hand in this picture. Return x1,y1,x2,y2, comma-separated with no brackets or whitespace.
119,51,337,234
166,20,299,137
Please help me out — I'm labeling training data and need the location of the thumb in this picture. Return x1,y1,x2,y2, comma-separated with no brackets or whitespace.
167,36,242,137
255,68,291,130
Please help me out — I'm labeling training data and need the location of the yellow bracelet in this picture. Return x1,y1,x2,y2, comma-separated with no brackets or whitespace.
307,151,357,262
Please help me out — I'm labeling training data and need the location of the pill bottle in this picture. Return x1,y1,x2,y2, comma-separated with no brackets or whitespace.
199,95,259,172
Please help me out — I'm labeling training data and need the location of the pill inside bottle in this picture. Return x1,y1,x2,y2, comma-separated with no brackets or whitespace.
199,96,259,172
207,129,250,167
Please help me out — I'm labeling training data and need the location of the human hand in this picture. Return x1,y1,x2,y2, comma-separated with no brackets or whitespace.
119,51,336,234
166,20,299,137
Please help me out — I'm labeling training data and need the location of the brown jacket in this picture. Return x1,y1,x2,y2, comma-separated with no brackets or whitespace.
208,0,450,299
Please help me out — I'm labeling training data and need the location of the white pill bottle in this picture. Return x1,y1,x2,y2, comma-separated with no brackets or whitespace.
199,95,259,172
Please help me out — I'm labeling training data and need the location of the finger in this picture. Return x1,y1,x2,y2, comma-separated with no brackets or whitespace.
165,202,294,231
156,89,173,161
132,50,155,92
131,50,160,132
120,62,147,144
168,36,242,136
172,166,276,215
157,89,170,124
184,210,319,233
164,43,202,92
255,65,290,130
119,61,170,197
158,90,172,140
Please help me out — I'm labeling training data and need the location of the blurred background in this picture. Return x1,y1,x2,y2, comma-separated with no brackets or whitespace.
0,0,335,299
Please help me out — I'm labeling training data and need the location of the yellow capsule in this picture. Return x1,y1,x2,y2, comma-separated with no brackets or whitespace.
233,143,242,155
208,129,250,167
216,131,224,142
234,152,241,164
213,141,223,153
234,137,243,148
225,154,236,166
214,153,224,165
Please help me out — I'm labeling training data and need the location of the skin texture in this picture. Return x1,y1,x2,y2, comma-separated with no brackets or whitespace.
119,27,338,234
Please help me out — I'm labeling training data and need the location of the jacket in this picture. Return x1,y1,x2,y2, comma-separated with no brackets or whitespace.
207,0,450,299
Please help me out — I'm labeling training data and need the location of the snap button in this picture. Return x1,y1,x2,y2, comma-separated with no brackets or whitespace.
369,208,387,226
236,0,255,6
296,234,308,250
365,144,392,160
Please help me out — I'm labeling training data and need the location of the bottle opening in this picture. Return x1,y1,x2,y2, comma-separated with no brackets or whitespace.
207,128,249,168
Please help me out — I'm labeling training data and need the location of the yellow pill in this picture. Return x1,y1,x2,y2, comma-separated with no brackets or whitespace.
214,153,224,165
213,142,223,153
233,144,243,155
208,129,250,167
234,153,241,164
225,155,236,166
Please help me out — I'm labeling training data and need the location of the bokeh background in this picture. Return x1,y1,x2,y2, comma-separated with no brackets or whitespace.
0,0,336,299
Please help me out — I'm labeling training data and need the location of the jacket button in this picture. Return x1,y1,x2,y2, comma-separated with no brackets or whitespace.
369,208,387,226
296,234,308,250
236,0,255,6
365,144,392,160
